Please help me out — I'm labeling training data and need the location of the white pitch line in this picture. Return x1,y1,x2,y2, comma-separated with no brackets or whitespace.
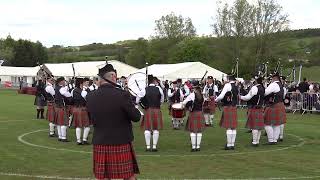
1,172,320,180
0,120,26,123
17,129,305,157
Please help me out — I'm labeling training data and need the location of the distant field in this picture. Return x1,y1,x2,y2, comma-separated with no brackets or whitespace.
285,66,320,82
0,89,320,179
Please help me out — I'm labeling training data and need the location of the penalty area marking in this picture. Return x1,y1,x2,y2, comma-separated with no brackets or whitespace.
18,129,305,157
1,172,320,180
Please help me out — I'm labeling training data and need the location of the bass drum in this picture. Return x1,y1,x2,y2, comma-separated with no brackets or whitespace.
127,72,147,98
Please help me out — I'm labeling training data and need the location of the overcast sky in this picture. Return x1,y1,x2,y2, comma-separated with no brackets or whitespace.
0,0,319,47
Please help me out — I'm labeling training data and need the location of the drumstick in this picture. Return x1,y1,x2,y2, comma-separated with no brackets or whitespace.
135,80,142,91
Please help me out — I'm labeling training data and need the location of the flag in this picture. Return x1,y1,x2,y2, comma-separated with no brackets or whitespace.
0,60,4,66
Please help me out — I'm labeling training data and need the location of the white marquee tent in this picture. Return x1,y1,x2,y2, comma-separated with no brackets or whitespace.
41,60,138,79
136,62,227,81
0,66,39,86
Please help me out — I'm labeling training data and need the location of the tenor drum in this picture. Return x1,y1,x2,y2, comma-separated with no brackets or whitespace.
171,103,184,118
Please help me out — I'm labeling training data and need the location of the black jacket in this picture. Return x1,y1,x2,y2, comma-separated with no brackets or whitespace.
86,83,141,145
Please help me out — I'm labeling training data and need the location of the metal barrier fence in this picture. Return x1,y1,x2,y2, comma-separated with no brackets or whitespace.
301,92,320,114
284,92,303,113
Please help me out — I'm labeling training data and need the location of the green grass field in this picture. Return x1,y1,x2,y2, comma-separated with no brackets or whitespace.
0,89,320,179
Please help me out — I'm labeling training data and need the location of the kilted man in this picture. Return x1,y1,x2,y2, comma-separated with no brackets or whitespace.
87,63,142,180
183,81,206,152
71,78,90,145
34,80,47,119
264,72,287,145
240,75,265,147
54,77,72,142
202,76,218,127
45,76,55,137
168,80,184,129
215,75,238,150
136,75,164,152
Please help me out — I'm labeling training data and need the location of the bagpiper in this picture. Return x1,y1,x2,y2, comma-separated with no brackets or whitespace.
54,77,72,142
71,78,91,145
202,76,218,127
240,74,265,146
45,76,56,137
264,72,287,145
215,75,238,150
183,80,206,152
137,75,164,152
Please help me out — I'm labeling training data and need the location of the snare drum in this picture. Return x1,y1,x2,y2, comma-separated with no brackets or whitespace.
171,103,184,118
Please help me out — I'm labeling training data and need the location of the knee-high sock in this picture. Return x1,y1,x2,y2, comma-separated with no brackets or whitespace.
144,130,151,149
61,125,67,140
83,127,90,141
190,133,196,149
226,129,233,147
273,125,280,142
279,124,284,139
56,125,62,139
231,130,237,146
265,125,274,142
204,114,209,125
49,123,55,135
209,114,214,124
257,130,262,144
76,128,81,143
152,130,159,149
252,130,259,144
196,133,202,149
172,118,177,128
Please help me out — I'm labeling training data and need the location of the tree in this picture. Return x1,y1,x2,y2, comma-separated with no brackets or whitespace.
125,38,149,68
154,12,196,40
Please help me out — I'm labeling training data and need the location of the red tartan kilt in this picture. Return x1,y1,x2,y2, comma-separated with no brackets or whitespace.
264,102,287,126
245,108,264,130
219,106,238,129
93,143,139,179
185,111,205,133
141,108,163,130
72,107,90,128
46,103,55,123
203,97,216,114
54,106,68,125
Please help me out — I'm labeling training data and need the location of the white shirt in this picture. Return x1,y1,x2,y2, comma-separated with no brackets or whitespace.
89,84,98,91
71,89,87,99
135,84,164,104
168,87,184,101
59,86,72,98
215,81,235,102
45,83,55,96
202,83,218,100
183,92,195,105
240,85,258,101
183,84,190,97
264,81,281,96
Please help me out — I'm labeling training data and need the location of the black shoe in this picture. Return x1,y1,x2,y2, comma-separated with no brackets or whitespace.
82,141,90,145
246,130,252,133
278,139,283,142
196,148,200,151
152,148,158,152
191,149,196,152
224,144,231,150
61,139,70,142
77,142,83,145
58,138,62,141
49,134,55,137
145,148,151,152
230,146,235,150
265,142,275,145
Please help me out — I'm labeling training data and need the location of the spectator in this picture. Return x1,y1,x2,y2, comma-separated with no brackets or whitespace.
298,78,309,93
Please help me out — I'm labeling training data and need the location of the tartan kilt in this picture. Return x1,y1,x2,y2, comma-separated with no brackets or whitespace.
93,143,139,179
34,95,47,107
46,102,55,123
264,102,287,126
219,106,238,129
185,111,205,133
203,98,216,114
72,106,90,128
54,106,69,126
245,108,264,130
66,105,73,117
141,108,163,130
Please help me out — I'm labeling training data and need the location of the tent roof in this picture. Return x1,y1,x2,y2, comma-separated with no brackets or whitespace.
0,66,39,77
43,60,138,78
137,62,227,81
